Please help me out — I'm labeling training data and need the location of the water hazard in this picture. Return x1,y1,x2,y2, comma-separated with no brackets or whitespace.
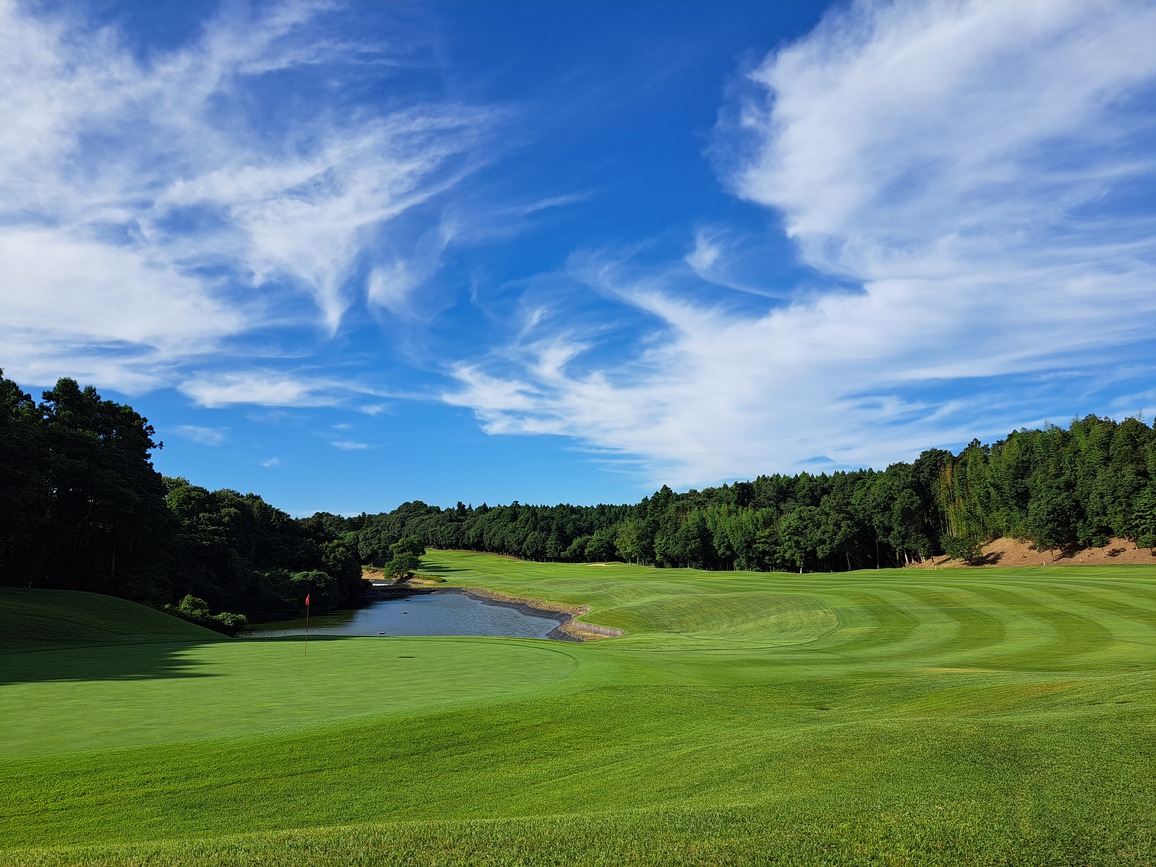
248,589,565,640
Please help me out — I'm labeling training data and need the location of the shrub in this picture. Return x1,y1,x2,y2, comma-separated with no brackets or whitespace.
164,594,249,637
941,534,986,565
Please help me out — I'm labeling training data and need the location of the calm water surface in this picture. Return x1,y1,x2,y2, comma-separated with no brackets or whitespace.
249,590,562,639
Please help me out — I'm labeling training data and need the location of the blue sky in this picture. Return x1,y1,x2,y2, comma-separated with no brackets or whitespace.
3,0,1156,516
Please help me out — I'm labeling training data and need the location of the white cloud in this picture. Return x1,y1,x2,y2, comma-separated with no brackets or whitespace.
329,440,371,451
446,0,1156,486
0,228,243,352
681,226,794,300
179,371,374,409
684,229,721,276
366,264,420,316
173,425,228,446
0,0,496,390
366,217,461,316
728,0,1156,272
358,403,392,416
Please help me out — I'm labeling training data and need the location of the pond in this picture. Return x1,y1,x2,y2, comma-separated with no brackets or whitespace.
246,589,567,640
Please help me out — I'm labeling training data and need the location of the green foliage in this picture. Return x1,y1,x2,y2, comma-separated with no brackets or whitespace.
392,536,426,558
176,593,211,618
941,533,985,564
384,537,426,581
0,370,364,620
7,365,1156,607
165,478,364,617
385,553,421,581
163,593,249,637
0,371,173,600
1130,485,1156,547
319,414,1156,574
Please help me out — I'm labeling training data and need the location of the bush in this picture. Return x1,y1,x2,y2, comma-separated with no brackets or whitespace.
164,594,249,637
941,534,986,565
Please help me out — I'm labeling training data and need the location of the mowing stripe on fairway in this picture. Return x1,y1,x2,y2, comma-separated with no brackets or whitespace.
1,553,1153,865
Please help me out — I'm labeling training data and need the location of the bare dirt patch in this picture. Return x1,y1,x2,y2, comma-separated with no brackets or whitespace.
916,537,1156,568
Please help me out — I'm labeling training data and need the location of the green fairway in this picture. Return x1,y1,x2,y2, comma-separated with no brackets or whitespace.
2,556,1154,865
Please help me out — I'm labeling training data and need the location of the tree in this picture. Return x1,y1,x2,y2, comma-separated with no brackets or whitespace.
164,478,363,617
163,594,249,637
615,517,653,565
1128,484,1156,548
778,506,822,573
585,526,619,562
941,533,986,565
2,376,174,599
385,536,425,582
1026,476,1079,555
0,372,48,585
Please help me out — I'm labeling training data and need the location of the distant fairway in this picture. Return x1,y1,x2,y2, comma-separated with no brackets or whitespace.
1,556,1153,865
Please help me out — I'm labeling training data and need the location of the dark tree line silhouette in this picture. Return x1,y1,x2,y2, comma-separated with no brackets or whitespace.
1,371,362,621
4,369,1155,624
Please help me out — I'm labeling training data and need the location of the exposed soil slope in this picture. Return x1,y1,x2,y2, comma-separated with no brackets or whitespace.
916,536,1156,568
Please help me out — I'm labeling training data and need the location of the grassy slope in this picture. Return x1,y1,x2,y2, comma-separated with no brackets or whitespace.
0,587,224,651
1,557,1154,865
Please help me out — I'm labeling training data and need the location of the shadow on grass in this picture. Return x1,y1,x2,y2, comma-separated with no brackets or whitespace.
417,564,463,574
0,635,352,686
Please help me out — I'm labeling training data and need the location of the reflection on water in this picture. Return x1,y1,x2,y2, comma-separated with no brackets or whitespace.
248,590,563,639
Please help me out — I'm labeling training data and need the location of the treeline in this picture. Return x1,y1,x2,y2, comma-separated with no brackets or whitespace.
5,368,1156,624
327,416,1156,572
0,372,363,621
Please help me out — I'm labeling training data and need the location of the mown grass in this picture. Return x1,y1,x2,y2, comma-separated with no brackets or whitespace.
0,587,223,651
2,555,1154,865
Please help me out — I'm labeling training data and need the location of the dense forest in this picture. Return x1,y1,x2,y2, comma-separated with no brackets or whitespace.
0,371,363,626
3,369,1156,622
338,415,1156,573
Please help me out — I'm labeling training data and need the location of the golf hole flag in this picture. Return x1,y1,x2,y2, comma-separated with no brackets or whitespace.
303,593,311,655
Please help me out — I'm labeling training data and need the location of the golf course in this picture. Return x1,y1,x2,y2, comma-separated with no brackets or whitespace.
2,550,1154,865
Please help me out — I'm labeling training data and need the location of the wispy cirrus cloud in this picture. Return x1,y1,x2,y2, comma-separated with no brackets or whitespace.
447,0,1156,487
172,425,228,446
179,369,387,409
329,440,371,451
0,0,497,391
726,0,1156,273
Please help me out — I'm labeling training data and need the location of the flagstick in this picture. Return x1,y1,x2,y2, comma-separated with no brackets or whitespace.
304,595,310,657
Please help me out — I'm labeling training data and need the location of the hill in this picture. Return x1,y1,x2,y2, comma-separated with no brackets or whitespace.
0,587,223,652
918,536,1156,568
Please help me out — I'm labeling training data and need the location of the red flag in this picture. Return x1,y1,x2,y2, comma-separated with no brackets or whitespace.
305,593,311,607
